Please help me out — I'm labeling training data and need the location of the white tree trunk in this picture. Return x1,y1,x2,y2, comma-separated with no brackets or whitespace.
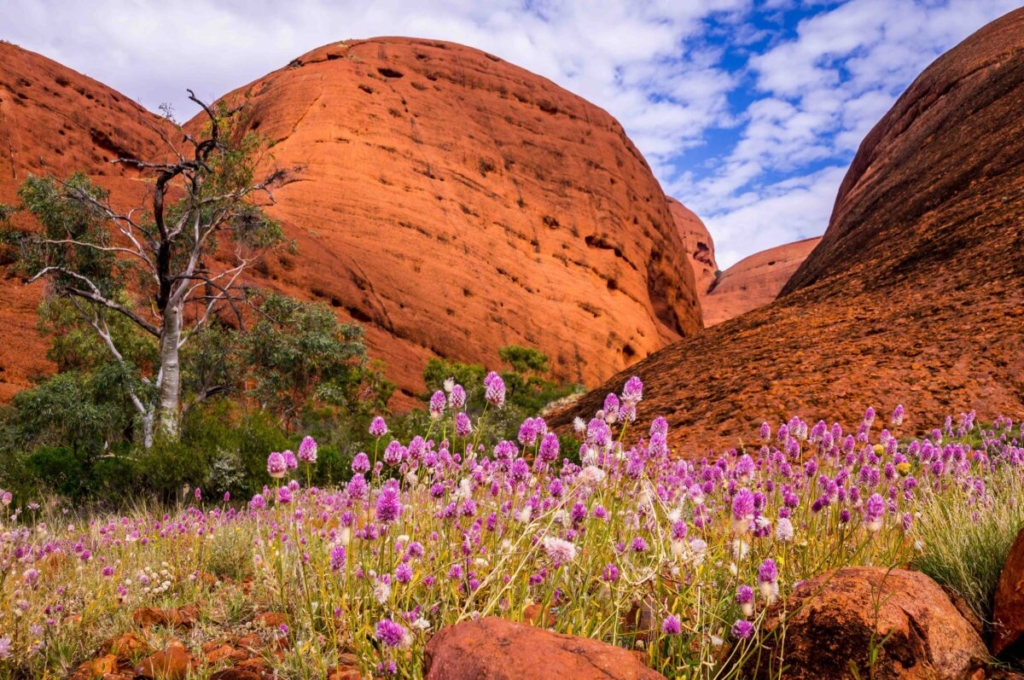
156,302,183,438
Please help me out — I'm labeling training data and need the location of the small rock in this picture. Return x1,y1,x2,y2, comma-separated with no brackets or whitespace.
424,617,667,679
134,643,194,680
253,611,289,628
132,605,199,630
757,567,988,679
101,633,151,659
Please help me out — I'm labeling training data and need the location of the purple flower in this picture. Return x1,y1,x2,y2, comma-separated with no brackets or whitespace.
671,520,688,541
621,376,643,405
662,615,682,636
449,384,467,410
538,433,560,462
195,488,202,502
736,585,754,605
395,563,413,584
375,618,408,648
759,422,771,441
603,393,621,422
732,619,754,640
330,545,347,572
298,436,318,464
732,489,755,522
0,637,10,660
376,481,403,525
631,537,648,553
352,452,370,474
249,494,266,510
758,559,778,585
602,563,620,582
369,416,388,438
277,486,292,504
864,493,885,531
283,450,298,470
384,440,405,466
484,372,506,408
267,452,287,479
429,390,446,419
456,412,473,437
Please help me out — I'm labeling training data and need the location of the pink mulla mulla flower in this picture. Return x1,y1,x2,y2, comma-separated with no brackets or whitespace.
621,376,643,405
603,393,620,423
352,452,370,474
267,452,287,479
298,436,318,464
456,412,473,438
429,391,446,420
484,372,506,408
383,440,405,466
449,384,467,410
369,416,388,439
283,450,298,470
759,422,771,441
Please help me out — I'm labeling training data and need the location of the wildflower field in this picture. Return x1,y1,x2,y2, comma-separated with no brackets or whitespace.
1,374,1023,679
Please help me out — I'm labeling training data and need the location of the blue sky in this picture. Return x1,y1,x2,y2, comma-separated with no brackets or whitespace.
3,0,1020,267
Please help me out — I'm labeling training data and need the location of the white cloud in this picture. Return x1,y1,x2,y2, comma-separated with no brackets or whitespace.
1,0,1019,270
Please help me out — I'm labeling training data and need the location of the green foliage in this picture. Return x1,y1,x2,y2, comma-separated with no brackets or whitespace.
241,293,392,429
421,344,582,445
912,464,1024,622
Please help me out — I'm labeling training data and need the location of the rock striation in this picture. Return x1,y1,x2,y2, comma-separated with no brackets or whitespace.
552,7,1024,453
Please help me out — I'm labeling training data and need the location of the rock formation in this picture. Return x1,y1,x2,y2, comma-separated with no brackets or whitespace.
552,7,1024,453
757,567,987,679
0,42,173,401
667,196,717,299
702,237,820,326
203,39,702,402
0,38,704,405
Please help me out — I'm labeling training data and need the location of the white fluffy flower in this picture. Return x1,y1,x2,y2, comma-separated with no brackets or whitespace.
542,536,577,564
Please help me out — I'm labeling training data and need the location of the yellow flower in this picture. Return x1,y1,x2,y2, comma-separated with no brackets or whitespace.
896,462,911,476
873,444,886,455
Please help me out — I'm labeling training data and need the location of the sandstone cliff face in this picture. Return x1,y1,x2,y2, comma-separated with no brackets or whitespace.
0,38,704,405
204,39,702,401
553,8,1024,453
0,42,173,400
667,197,717,300
702,237,820,327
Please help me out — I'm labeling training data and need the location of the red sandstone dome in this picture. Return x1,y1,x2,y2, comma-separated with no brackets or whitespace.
0,38,705,403
197,38,702,401
702,237,820,327
553,7,1024,452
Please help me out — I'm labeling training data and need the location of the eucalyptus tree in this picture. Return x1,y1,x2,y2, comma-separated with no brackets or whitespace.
19,92,294,446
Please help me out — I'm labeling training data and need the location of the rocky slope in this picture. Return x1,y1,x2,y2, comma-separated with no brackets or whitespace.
0,39,705,404
194,38,703,402
553,7,1024,453
0,42,173,400
702,237,820,326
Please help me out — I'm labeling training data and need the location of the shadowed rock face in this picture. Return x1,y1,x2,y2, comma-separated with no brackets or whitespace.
552,8,1024,454
0,38,704,405
667,196,717,300
0,42,174,401
702,237,820,327
203,38,703,403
